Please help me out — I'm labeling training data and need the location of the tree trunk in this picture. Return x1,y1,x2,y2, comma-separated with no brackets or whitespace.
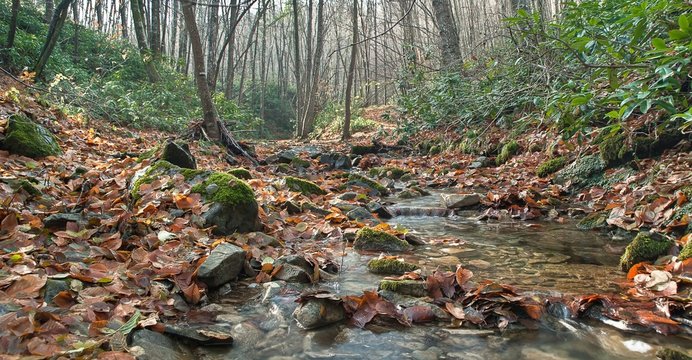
6,0,20,50
71,2,79,60
291,0,301,137
34,0,74,78
120,0,128,39
222,0,239,98
44,0,54,23
177,0,189,72
181,0,221,141
431,0,461,69
206,0,219,89
150,0,162,56
131,0,160,82
298,0,325,138
343,0,358,141
95,0,104,31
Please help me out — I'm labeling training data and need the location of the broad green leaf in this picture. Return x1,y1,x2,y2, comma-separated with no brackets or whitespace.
669,30,687,40
651,38,667,50
680,14,690,32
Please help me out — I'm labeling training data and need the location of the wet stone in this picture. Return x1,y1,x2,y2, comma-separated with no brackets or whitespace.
293,298,346,329
346,207,378,222
163,323,233,346
197,243,246,288
441,193,481,209
129,329,191,360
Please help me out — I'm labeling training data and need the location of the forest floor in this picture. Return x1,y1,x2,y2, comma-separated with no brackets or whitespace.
0,75,691,358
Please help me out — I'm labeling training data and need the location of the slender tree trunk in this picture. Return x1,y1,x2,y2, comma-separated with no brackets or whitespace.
206,0,219,89
431,0,461,69
223,0,239,98
291,0,301,137
343,0,358,140
34,0,74,77
181,0,221,141
44,0,54,23
177,1,189,72
131,0,160,81
171,0,178,63
119,0,128,39
150,0,162,56
6,0,21,50
71,2,79,60
299,0,325,138
95,0,104,30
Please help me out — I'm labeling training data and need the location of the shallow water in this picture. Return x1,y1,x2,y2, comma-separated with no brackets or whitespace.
203,192,691,360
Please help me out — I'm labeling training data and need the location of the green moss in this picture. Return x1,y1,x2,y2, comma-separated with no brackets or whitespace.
347,174,389,196
495,140,519,165
137,145,161,163
276,163,292,173
655,348,692,360
429,145,442,155
619,232,673,272
290,157,311,169
378,279,427,297
367,258,419,275
19,180,41,196
679,240,692,261
368,167,409,180
190,172,256,206
228,168,252,180
284,176,326,196
577,211,608,230
3,114,62,158
599,132,629,166
536,157,567,178
131,160,206,199
353,227,409,252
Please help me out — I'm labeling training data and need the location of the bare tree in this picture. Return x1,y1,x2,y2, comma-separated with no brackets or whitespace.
131,0,160,81
34,0,75,77
6,0,20,50
44,0,54,23
431,0,461,68
343,0,358,140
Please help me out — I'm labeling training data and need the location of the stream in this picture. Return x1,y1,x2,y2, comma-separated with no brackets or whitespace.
201,191,691,360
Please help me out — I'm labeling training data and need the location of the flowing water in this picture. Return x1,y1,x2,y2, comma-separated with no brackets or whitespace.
201,192,691,360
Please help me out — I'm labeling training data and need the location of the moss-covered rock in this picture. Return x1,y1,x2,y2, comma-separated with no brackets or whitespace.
536,157,567,178
378,279,427,297
351,145,379,155
599,132,629,167
429,145,442,155
347,174,389,196
368,167,409,180
17,180,42,196
228,168,252,180
655,348,692,360
577,211,608,230
290,157,311,169
553,154,606,188
632,130,686,159
131,161,259,235
367,258,419,275
284,176,326,196
495,140,519,165
678,240,692,261
353,227,409,252
619,232,673,272
2,114,61,158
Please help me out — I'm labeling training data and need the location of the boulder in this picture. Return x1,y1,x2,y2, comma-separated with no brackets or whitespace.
619,232,673,272
554,155,606,187
129,329,191,360
197,243,246,288
441,193,480,209
228,168,252,180
398,189,422,199
353,227,410,252
284,176,326,196
319,153,352,170
367,258,419,275
368,167,409,180
162,141,196,169
293,298,345,329
266,149,299,164
131,161,260,235
2,114,61,158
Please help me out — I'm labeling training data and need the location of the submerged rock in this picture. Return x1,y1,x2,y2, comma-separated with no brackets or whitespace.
378,279,427,297
2,114,62,158
577,212,608,230
619,232,673,272
129,329,191,360
162,140,196,169
163,323,233,346
441,193,481,209
367,258,419,275
197,243,246,288
353,228,410,252
293,298,346,329
274,255,314,283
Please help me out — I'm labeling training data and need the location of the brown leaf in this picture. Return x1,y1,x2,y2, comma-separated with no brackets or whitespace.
5,274,47,299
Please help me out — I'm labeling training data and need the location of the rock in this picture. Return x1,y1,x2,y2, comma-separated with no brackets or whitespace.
346,207,377,222
243,232,281,248
261,281,284,303
408,185,431,196
441,193,480,209
43,279,69,305
228,168,252,180
129,329,191,360
131,161,259,235
619,232,673,272
266,149,299,164
293,298,346,329
330,201,359,213
346,174,389,196
1,114,62,158
274,255,314,283
230,322,264,351
403,233,427,246
496,141,519,165
366,201,394,219
291,157,311,169
554,154,606,187
577,211,608,230
162,141,196,169
43,213,84,229
368,167,409,180
284,200,302,214
319,153,352,170
378,279,427,297
389,207,452,217
367,258,419,275
656,348,692,360
197,243,246,288
301,201,331,216
284,176,327,196
339,192,358,201
353,228,410,252
163,323,233,346
398,189,422,199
